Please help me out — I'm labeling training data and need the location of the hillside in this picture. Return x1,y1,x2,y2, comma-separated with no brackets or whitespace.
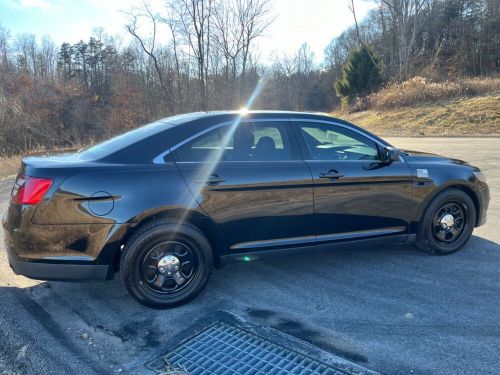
335,92,500,137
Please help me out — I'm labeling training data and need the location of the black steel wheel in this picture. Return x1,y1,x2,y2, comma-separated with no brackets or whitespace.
140,241,199,297
431,202,467,243
121,220,213,308
417,189,476,255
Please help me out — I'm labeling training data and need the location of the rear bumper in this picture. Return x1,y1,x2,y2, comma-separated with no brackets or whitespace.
2,206,127,281
7,250,110,281
3,213,112,281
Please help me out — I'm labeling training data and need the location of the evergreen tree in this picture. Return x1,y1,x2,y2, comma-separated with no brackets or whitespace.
57,42,73,79
335,46,382,105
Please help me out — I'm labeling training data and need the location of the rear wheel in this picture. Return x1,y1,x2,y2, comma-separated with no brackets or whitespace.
120,220,213,308
416,189,475,255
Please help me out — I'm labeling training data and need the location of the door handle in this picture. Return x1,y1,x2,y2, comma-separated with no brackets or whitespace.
194,174,226,186
319,171,345,179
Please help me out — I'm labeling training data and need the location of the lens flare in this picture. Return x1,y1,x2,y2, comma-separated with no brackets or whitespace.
170,75,270,241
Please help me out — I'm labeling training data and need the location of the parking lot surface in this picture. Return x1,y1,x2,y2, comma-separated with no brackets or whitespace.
0,137,499,375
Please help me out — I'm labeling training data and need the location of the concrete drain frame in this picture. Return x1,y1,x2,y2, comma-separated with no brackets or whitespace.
147,311,378,375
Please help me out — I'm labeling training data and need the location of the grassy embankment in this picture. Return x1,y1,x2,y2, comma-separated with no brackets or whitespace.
0,154,21,180
333,76,500,137
0,147,83,180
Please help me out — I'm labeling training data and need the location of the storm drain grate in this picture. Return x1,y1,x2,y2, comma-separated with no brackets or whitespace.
161,322,350,375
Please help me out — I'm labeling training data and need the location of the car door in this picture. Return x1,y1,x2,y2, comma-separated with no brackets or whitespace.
172,119,315,252
291,119,414,243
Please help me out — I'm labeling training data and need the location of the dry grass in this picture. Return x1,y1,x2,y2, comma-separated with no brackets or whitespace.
336,92,500,136
0,146,82,179
369,76,500,110
0,154,21,179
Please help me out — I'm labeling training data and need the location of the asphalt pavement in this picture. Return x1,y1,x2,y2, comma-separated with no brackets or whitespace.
0,137,499,375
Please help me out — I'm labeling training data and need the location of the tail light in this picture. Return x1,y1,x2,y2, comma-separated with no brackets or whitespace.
12,175,53,205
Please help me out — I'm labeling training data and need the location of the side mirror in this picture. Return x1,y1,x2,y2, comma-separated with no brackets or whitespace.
382,147,401,163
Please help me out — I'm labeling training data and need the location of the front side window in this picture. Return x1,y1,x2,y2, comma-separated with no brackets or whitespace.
297,122,381,161
174,121,293,162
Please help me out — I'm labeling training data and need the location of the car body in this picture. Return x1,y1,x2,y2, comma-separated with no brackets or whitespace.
2,111,490,307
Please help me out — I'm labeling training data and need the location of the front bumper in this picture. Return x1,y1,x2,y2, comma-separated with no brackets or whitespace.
7,250,109,281
476,183,490,227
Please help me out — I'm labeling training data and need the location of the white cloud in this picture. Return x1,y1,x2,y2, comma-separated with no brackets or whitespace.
7,0,57,10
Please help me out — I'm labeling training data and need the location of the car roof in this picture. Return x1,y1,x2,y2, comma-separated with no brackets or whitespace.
159,110,390,147
158,110,338,124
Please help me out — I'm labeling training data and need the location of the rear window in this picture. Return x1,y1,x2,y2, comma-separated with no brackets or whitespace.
79,113,214,160
79,120,173,159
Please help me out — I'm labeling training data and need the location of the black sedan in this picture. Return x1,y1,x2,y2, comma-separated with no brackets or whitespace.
2,111,490,308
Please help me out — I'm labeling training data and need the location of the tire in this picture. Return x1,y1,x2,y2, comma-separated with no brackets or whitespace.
416,189,476,255
120,220,213,308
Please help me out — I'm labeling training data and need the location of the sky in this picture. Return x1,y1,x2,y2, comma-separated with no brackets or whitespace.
0,0,376,63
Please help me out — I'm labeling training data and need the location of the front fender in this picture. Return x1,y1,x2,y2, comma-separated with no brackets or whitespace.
407,161,485,227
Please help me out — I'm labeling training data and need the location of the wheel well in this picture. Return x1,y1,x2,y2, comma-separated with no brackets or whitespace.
453,185,481,226
423,185,480,228
416,184,481,233
112,210,226,272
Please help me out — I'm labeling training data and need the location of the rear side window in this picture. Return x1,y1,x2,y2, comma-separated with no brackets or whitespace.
175,129,225,162
297,122,381,161
174,121,294,162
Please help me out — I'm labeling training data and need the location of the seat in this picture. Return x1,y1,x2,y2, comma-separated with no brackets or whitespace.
254,136,277,160
230,126,255,161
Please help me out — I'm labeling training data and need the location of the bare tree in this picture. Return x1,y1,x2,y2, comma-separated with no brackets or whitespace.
0,25,9,69
161,6,188,110
237,0,275,91
168,0,214,110
347,0,380,68
271,43,315,110
125,1,174,112
39,36,57,79
211,0,274,103
379,0,429,78
15,34,37,74
347,0,363,46
213,0,244,102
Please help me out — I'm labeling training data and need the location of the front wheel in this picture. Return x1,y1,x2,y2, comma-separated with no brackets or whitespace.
416,189,476,255
120,220,213,308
